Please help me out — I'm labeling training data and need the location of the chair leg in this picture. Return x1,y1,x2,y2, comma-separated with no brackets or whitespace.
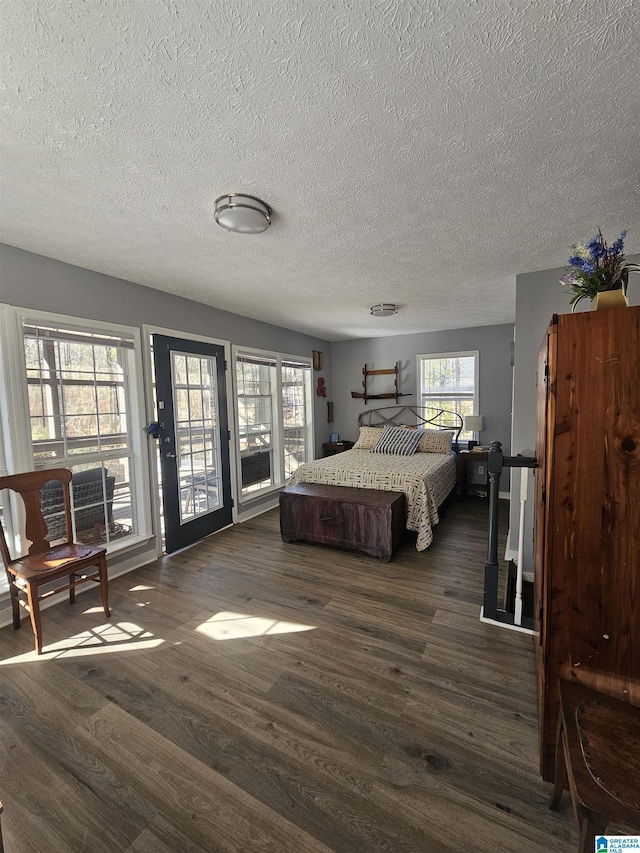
99,555,110,618
549,716,567,809
9,578,20,629
25,582,43,655
578,811,607,853
69,572,76,604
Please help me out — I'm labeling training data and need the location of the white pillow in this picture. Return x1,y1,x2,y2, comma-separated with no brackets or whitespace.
417,429,454,453
352,425,383,450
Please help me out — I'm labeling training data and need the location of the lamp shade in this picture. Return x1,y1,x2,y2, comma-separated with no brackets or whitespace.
214,194,271,234
464,415,484,432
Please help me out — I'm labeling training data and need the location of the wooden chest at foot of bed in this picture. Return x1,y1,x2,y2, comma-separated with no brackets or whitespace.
279,483,405,562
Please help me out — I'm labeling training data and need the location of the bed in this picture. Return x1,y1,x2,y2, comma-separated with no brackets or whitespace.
286,406,462,551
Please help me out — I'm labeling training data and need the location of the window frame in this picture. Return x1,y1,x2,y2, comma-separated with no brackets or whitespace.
0,304,153,566
281,357,313,481
233,346,313,502
0,403,11,595
417,350,479,440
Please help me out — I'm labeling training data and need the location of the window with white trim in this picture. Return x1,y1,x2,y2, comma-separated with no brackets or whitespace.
418,351,479,440
235,350,312,498
22,320,139,545
0,416,9,593
282,358,312,479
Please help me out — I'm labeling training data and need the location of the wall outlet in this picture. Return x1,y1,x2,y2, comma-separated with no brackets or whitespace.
478,464,485,475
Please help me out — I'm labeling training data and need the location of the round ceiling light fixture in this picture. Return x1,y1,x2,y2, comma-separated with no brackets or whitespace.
370,303,398,317
214,193,272,234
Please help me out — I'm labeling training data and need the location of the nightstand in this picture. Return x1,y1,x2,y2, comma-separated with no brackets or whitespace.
322,440,354,457
457,449,489,497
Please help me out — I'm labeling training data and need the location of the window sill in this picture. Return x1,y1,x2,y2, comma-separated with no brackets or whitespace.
240,482,286,505
104,531,154,557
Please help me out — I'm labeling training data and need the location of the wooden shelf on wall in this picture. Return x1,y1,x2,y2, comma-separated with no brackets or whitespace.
351,362,412,404
350,391,412,400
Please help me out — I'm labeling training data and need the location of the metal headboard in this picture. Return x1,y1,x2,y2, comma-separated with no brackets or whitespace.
357,405,463,451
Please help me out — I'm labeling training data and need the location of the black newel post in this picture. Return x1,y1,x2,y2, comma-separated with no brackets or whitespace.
483,440,504,621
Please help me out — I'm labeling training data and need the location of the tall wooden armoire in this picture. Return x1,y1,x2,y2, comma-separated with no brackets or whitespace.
534,305,640,782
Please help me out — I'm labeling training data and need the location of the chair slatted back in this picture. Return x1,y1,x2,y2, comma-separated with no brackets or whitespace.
0,468,73,561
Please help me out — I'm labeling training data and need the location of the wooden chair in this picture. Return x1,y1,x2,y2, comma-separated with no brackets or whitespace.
550,679,640,852
0,468,110,655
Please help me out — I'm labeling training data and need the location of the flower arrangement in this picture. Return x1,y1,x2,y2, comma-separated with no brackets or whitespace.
560,228,639,311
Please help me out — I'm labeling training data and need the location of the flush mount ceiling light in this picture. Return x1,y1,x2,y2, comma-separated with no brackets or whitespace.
370,303,398,317
214,193,272,234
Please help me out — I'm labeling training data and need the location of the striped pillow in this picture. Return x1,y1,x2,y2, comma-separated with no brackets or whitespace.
353,425,383,450
417,429,454,454
371,425,424,456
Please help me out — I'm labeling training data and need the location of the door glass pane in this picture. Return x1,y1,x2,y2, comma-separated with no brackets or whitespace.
171,351,222,524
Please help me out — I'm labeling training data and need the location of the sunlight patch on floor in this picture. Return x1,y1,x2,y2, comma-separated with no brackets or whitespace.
196,611,316,641
0,621,164,664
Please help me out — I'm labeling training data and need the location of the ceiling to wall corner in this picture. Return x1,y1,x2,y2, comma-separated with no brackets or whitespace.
1,1,639,341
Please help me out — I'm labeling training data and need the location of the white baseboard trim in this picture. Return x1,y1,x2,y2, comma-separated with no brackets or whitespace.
238,496,279,523
479,607,534,635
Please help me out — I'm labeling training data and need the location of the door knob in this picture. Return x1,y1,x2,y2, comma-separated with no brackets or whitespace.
165,452,176,458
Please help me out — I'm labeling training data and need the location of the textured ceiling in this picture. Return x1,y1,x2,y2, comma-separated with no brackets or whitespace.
2,0,639,341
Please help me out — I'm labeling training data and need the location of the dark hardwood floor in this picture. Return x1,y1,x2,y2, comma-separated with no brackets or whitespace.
0,498,576,852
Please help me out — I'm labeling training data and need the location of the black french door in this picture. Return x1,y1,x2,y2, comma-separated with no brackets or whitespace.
153,335,232,553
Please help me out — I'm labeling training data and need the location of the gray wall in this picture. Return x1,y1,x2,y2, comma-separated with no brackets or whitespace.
0,243,332,463
0,243,335,627
5,241,637,578
510,253,640,569
330,324,514,460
